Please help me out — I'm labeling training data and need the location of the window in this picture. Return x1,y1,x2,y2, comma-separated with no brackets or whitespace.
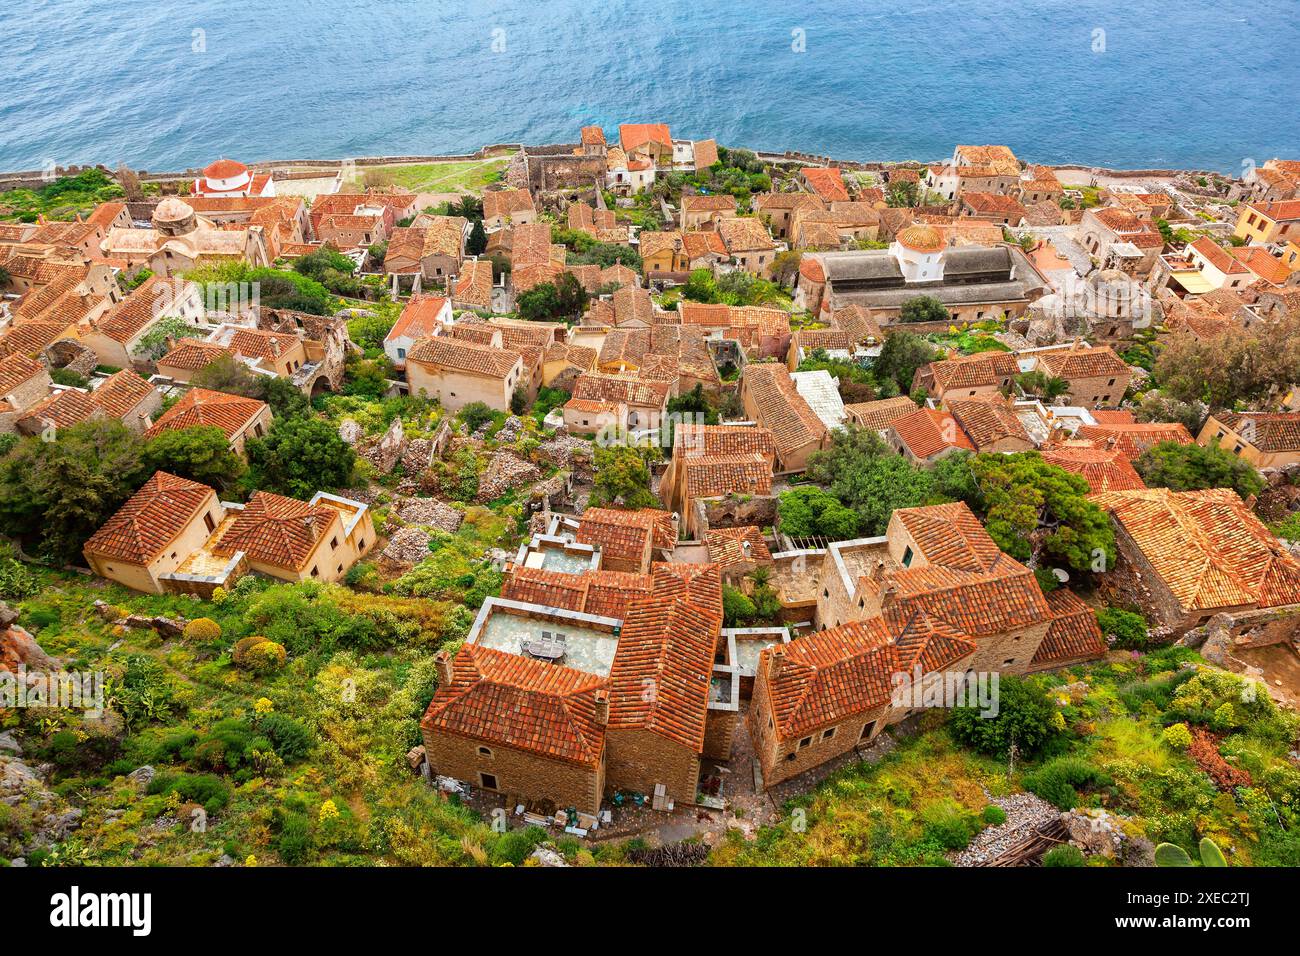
253,423,264,438
479,772,498,791
310,566,319,578
330,537,339,549
821,727,836,741
860,721,877,741
1107,378,1115,386
357,539,365,550
478,746,493,757
901,546,914,568
822,588,829,598
203,512,216,533
798,736,813,750
1003,658,1015,666
785,752,797,761
397,347,406,359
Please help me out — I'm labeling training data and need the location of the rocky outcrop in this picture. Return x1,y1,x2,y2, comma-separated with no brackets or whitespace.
476,452,542,503
395,497,463,533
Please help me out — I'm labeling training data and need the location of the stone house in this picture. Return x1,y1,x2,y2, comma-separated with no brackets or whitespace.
739,362,829,473
482,189,536,232
717,217,776,276
144,387,272,457
1090,487,1300,635
0,353,53,433
1031,341,1133,408
680,195,738,231
405,335,524,413
383,295,453,368
80,275,207,369
1197,412,1300,470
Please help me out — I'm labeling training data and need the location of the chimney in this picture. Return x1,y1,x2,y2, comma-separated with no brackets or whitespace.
741,539,752,558
1245,493,1258,512
1071,336,1083,351
593,689,609,725
271,336,281,357
768,645,786,682
870,558,886,583
435,649,454,686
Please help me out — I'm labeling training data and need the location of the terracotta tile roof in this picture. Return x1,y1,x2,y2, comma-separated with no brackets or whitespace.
158,339,233,371
20,389,98,429
651,562,725,627
571,372,670,408
421,644,607,767
799,256,826,283
1230,247,1290,285
228,327,300,361
704,526,772,571
1188,237,1249,276
691,140,719,168
483,189,535,222
84,470,215,564
1032,588,1107,666
680,452,773,499
682,194,737,214
1244,199,1300,223
545,342,597,372
762,614,975,738
742,363,826,459
92,369,155,420
928,351,1018,391
607,595,717,749
801,167,851,202
453,259,494,309
0,321,70,358
1090,488,1300,612
619,123,671,153
638,230,683,260
890,407,975,458
1075,422,1193,461
1216,412,1300,453
844,396,917,431
509,222,555,269
406,335,521,379
962,192,1027,217
583,570,659,618
673,423,777,461
1039,442,1145,492
575,507,674,564
94,276,171,344
385,219,466,269
717,216,775,252
0,353,50,398
946,398,1031,450
566,203,617,234
681,230,728,260
145,387,268,441
580,125,606,146
1089,409,1136,424
211,490,335,570
956,145,1020,177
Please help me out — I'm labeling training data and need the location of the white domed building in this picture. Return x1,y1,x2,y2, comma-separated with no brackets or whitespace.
890,225,947,282
192,159,275,198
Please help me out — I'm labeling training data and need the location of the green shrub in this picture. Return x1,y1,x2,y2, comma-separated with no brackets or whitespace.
721,586,756,627
981,805,1007,825
1096,607,1148,649
1023,757,1112,810
183,617,222,642
0,557,37,600
919,800,981,851
146,772,230,814
1043,845,1086,867
947,676,1062,757
1162,722,1192,750
255,713,316,762
276,812,312,864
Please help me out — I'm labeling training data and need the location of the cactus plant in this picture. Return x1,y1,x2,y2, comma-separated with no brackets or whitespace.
1155,837,1228,867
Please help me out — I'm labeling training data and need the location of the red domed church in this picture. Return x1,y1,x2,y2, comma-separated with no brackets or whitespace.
192,158,275,198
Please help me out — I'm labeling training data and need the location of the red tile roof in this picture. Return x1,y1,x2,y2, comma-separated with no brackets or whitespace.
619,123,671,153
1090,487,1300,612
406,335,521,379
704,526,773,571
0,353,45,396
84,470,215,564
421,645,608,767
1032,589,1107,666
387,295,450,343
146,387,268,442
1075,422,1193,461
1216,412,1300,453
890,407,975,459
607,595,718,750
1040,442,1145,492
742,363,826,460
211,490,337,571
801,167,851,202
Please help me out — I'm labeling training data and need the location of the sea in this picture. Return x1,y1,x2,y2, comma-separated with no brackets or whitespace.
0,0,1296,175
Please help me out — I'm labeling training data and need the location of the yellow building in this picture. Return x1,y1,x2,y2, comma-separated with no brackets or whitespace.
1197,412,1300,470
1233,199,1300,244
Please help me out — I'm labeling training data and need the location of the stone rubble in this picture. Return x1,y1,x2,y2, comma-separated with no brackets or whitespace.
950,792,1059,866
476,451,542,502
380,526,432,566
395,497,463,532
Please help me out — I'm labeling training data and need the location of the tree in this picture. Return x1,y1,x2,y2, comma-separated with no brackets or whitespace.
553,272,590,317
777,485,861,539
245,417,356,499
969,452,1115,574
1133,392,1205,433
806,426,936,534
143,425,246,491
516,282,560,322
191,353,263,396
887,179,918,208
770,250,802,287
590,445,661,509
947,675,1061,757
1154,315,1300,409
466,219,487,256
132,316,196,360
0,420,146,563
457,402,496,433
874,330,935,397
1135,440,1265,499
898,295,950,324
1016,370,1069,400
0,265,9,289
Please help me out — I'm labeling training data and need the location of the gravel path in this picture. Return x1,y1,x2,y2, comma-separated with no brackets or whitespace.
951,792,1060,866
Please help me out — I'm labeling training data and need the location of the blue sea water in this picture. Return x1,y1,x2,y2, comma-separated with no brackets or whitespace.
0,0,1296,174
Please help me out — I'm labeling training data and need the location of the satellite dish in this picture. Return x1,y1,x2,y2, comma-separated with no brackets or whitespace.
1052,568,1070,583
